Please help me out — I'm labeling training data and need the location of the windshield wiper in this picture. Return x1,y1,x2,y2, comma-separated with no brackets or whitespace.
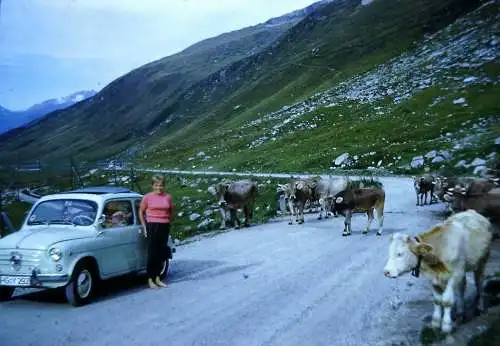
48,220,75,225
28,220,49,225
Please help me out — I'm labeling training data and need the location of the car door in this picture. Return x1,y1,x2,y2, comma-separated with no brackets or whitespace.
96,199,138,276
133,198,149,270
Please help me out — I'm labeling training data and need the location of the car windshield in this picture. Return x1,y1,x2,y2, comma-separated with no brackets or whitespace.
27,199,98,227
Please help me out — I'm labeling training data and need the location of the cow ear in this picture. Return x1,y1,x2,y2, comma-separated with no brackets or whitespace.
335,196,343,204
415,243,432,255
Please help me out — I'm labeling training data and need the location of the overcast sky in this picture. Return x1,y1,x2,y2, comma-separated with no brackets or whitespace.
0,0,317,110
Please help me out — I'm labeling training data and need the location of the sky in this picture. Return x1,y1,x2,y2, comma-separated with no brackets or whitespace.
0,0,317,111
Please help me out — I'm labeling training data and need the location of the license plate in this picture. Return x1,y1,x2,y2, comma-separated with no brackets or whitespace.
0,276,31,287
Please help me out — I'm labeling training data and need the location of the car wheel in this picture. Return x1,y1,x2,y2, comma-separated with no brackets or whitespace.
159,259,169,280
0,286,15,302
65,262,96,307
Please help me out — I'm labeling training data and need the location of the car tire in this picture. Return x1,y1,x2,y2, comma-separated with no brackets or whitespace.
159,259,169,280
0,286,15,302
65,261,96,307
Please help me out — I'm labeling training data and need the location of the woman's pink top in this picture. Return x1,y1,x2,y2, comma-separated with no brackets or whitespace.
141,192,173,223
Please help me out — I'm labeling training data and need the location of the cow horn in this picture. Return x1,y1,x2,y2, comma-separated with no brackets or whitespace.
447,188,454,192
335,196,343,204
432,181,436,185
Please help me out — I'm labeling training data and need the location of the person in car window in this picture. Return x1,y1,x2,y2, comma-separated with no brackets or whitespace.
139,175,174,289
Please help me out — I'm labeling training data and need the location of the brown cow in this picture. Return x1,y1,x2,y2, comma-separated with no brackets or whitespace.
448,184,500,222
413,173,438,206
331,187,385,236
208,179,258,229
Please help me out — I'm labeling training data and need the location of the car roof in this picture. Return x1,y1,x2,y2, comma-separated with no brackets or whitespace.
36,186,143,204
67,186,136,194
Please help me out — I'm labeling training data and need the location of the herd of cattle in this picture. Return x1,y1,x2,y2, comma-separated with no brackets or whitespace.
207,167,500,334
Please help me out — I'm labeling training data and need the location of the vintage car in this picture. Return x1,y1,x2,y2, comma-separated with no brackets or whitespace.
0,186,175,307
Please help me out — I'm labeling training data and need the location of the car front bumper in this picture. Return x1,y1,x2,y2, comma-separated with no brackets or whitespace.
0,269,70,289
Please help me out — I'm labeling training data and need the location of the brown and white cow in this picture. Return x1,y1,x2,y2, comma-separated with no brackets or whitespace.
289,176,348,224
208,179,258,229
383,210,493,334
331,187,385,236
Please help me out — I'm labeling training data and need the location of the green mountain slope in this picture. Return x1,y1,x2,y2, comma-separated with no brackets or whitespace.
140,0,496,174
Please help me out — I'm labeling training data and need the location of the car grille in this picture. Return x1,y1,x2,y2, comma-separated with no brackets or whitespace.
0,250,45,275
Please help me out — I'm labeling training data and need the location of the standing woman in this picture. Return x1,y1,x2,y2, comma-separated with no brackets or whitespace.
139,175,174,289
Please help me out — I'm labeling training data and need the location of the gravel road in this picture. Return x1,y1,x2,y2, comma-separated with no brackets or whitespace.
0,177,454,346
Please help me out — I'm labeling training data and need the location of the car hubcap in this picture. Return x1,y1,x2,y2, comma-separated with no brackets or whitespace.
77,270,92,299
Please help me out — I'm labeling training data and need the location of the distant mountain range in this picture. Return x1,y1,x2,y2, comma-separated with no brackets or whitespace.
0,90,96,134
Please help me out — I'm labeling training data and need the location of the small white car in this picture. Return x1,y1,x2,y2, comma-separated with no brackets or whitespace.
0,186,175,307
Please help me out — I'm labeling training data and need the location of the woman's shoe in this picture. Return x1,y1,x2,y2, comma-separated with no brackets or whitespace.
154,277,167,288
148,278,159,289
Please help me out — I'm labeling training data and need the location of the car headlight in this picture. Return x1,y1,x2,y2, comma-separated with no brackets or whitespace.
48,248,63,262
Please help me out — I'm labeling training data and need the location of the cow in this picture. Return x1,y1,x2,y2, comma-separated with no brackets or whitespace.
207,179,258,229
289,176,348,224
331,187,385,236
383,210,493,334
413,173,438,206
276,182,297,225
288,177,318,224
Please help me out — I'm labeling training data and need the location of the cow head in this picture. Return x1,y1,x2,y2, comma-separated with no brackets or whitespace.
290,180,306,201
208,182,231,207
448,185,467,212
383,233,432,278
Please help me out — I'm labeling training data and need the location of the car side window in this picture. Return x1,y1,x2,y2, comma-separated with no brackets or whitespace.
102,200,134,229
134,199,142,225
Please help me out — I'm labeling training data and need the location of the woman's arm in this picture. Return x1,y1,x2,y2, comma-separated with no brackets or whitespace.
139,197,148,237
168,195,175,222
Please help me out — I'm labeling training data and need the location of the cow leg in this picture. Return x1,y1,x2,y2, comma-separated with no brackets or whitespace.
429,187,435,205
231,209,241,229
288,200,295,225
219,207,227,230
298,202,305,224
441,277,457,334
431,283,444,330
243,205,251,227
342,210,352,236
375,205,385,236
318,198,325,220
455,276,467,324
363,209,374,234
474,250,490,315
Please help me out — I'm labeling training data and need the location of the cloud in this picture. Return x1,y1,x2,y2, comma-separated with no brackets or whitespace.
1,0,318,109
